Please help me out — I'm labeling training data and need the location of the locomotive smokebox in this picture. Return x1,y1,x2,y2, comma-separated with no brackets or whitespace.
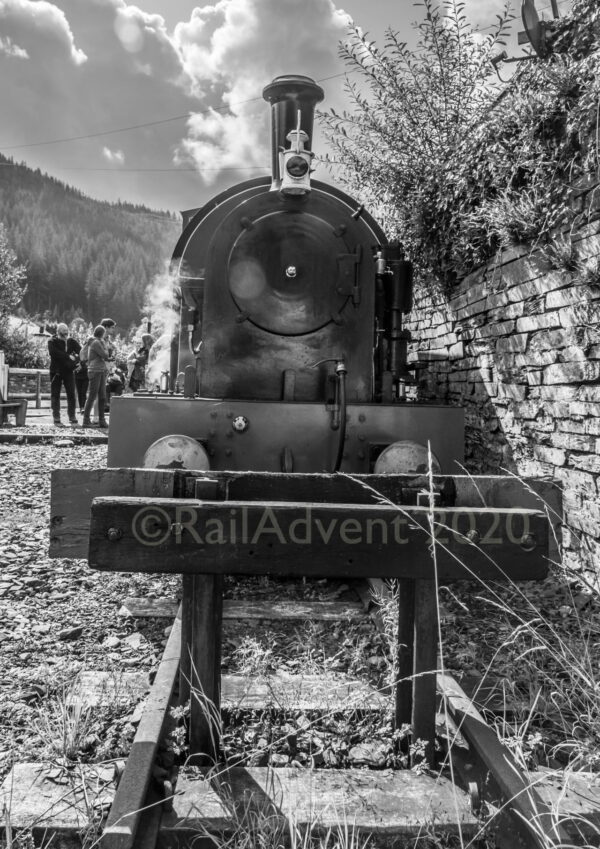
263,75,324,185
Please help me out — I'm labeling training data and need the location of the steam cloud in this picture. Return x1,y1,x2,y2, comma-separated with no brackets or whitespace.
173,0,351,183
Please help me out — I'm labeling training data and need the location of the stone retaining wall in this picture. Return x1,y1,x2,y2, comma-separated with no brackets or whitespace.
405,218,600,576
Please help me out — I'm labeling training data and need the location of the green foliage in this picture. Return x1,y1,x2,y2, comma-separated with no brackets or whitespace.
0,225,39,367
0,322,48,368
0,223,26,322
0,155,180,327
321,0,600,290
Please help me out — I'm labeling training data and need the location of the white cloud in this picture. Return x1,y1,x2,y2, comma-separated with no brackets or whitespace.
0,0,87,64
0,0,197,202
102,146,125,164
0,34,28,58
172,0,351,182
457,0,515,30
0,0,353,206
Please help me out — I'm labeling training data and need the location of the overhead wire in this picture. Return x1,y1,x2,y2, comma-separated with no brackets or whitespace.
0,0,575,170
0,69,355,153
0,161,268,173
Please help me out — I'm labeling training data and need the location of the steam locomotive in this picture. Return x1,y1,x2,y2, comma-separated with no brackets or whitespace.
108,75,463,475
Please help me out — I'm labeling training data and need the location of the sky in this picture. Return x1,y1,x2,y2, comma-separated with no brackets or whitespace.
0,0,572,214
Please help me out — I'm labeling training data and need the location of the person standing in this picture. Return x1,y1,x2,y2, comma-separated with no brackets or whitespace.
82,325,112,428
100,318,116,355
93,317,117,419
127,333,154,392
66,333,88,414
48,323,78,427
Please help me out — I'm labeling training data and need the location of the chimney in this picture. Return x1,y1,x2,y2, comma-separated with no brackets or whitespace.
262,75,324,189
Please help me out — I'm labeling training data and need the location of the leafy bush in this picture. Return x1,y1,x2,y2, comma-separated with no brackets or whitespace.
0,222,26,321
0,321,49,368
321,0,600,291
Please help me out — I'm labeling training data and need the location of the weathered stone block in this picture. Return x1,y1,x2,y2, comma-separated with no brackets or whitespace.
577,385,600,402
485,291,509,310
572,232,600,260
563,489,584,511
540,385,579,401
556,467,597,492
502,302,526,319
552,432,596,452
546,288,585,310
584,419,600,435
518,458,556,478
569,401,600,417
448,341,465,359
514,351,557,368
542,401,570,418
514,400,542,419
560,304,600,327
496,334,528,353
478,319,516,337
570,454,600,473
557,419,586,434
516,313,561,333
577,501,600,538
506,279,546,303
529,328,581,351
533,445,567,466
496,352,517,370
525,370,544,386
544,361,600,384
559,346,589,363
527,417,555,434
496,383,528,401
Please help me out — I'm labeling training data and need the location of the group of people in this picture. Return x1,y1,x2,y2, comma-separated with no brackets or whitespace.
48,319,154,428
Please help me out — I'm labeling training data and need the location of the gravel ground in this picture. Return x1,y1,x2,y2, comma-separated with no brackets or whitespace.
0,441,391,778
0,441,180,779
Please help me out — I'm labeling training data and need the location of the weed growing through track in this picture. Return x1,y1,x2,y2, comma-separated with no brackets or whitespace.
22,667,140,764
362,463,600,847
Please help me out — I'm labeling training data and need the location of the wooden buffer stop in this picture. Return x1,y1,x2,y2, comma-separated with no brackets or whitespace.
51,468,589,849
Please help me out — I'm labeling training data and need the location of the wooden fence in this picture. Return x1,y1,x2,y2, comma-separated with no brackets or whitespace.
0,357,50,408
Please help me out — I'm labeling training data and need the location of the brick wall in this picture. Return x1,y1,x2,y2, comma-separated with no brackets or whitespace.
405,218,600,576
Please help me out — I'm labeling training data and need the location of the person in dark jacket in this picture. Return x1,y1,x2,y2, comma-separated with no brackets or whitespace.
66,335,89,414
48,323,78,426
127,333,154,392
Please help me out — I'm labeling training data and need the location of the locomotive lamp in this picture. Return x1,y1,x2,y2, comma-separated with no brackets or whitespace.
280,118,314,195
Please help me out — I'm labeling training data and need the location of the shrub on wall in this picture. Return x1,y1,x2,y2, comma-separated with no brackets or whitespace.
321,0,600,290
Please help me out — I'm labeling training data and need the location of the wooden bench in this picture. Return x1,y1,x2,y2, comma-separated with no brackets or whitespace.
0,352,28,425
0,395,28,426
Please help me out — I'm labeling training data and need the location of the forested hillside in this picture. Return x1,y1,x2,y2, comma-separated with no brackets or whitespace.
0,154,181,327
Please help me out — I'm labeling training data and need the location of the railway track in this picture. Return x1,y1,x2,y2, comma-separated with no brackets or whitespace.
71,575,600,849
4,571,600,847
3,465,596,847
3,575,449,848
103,575,404,849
